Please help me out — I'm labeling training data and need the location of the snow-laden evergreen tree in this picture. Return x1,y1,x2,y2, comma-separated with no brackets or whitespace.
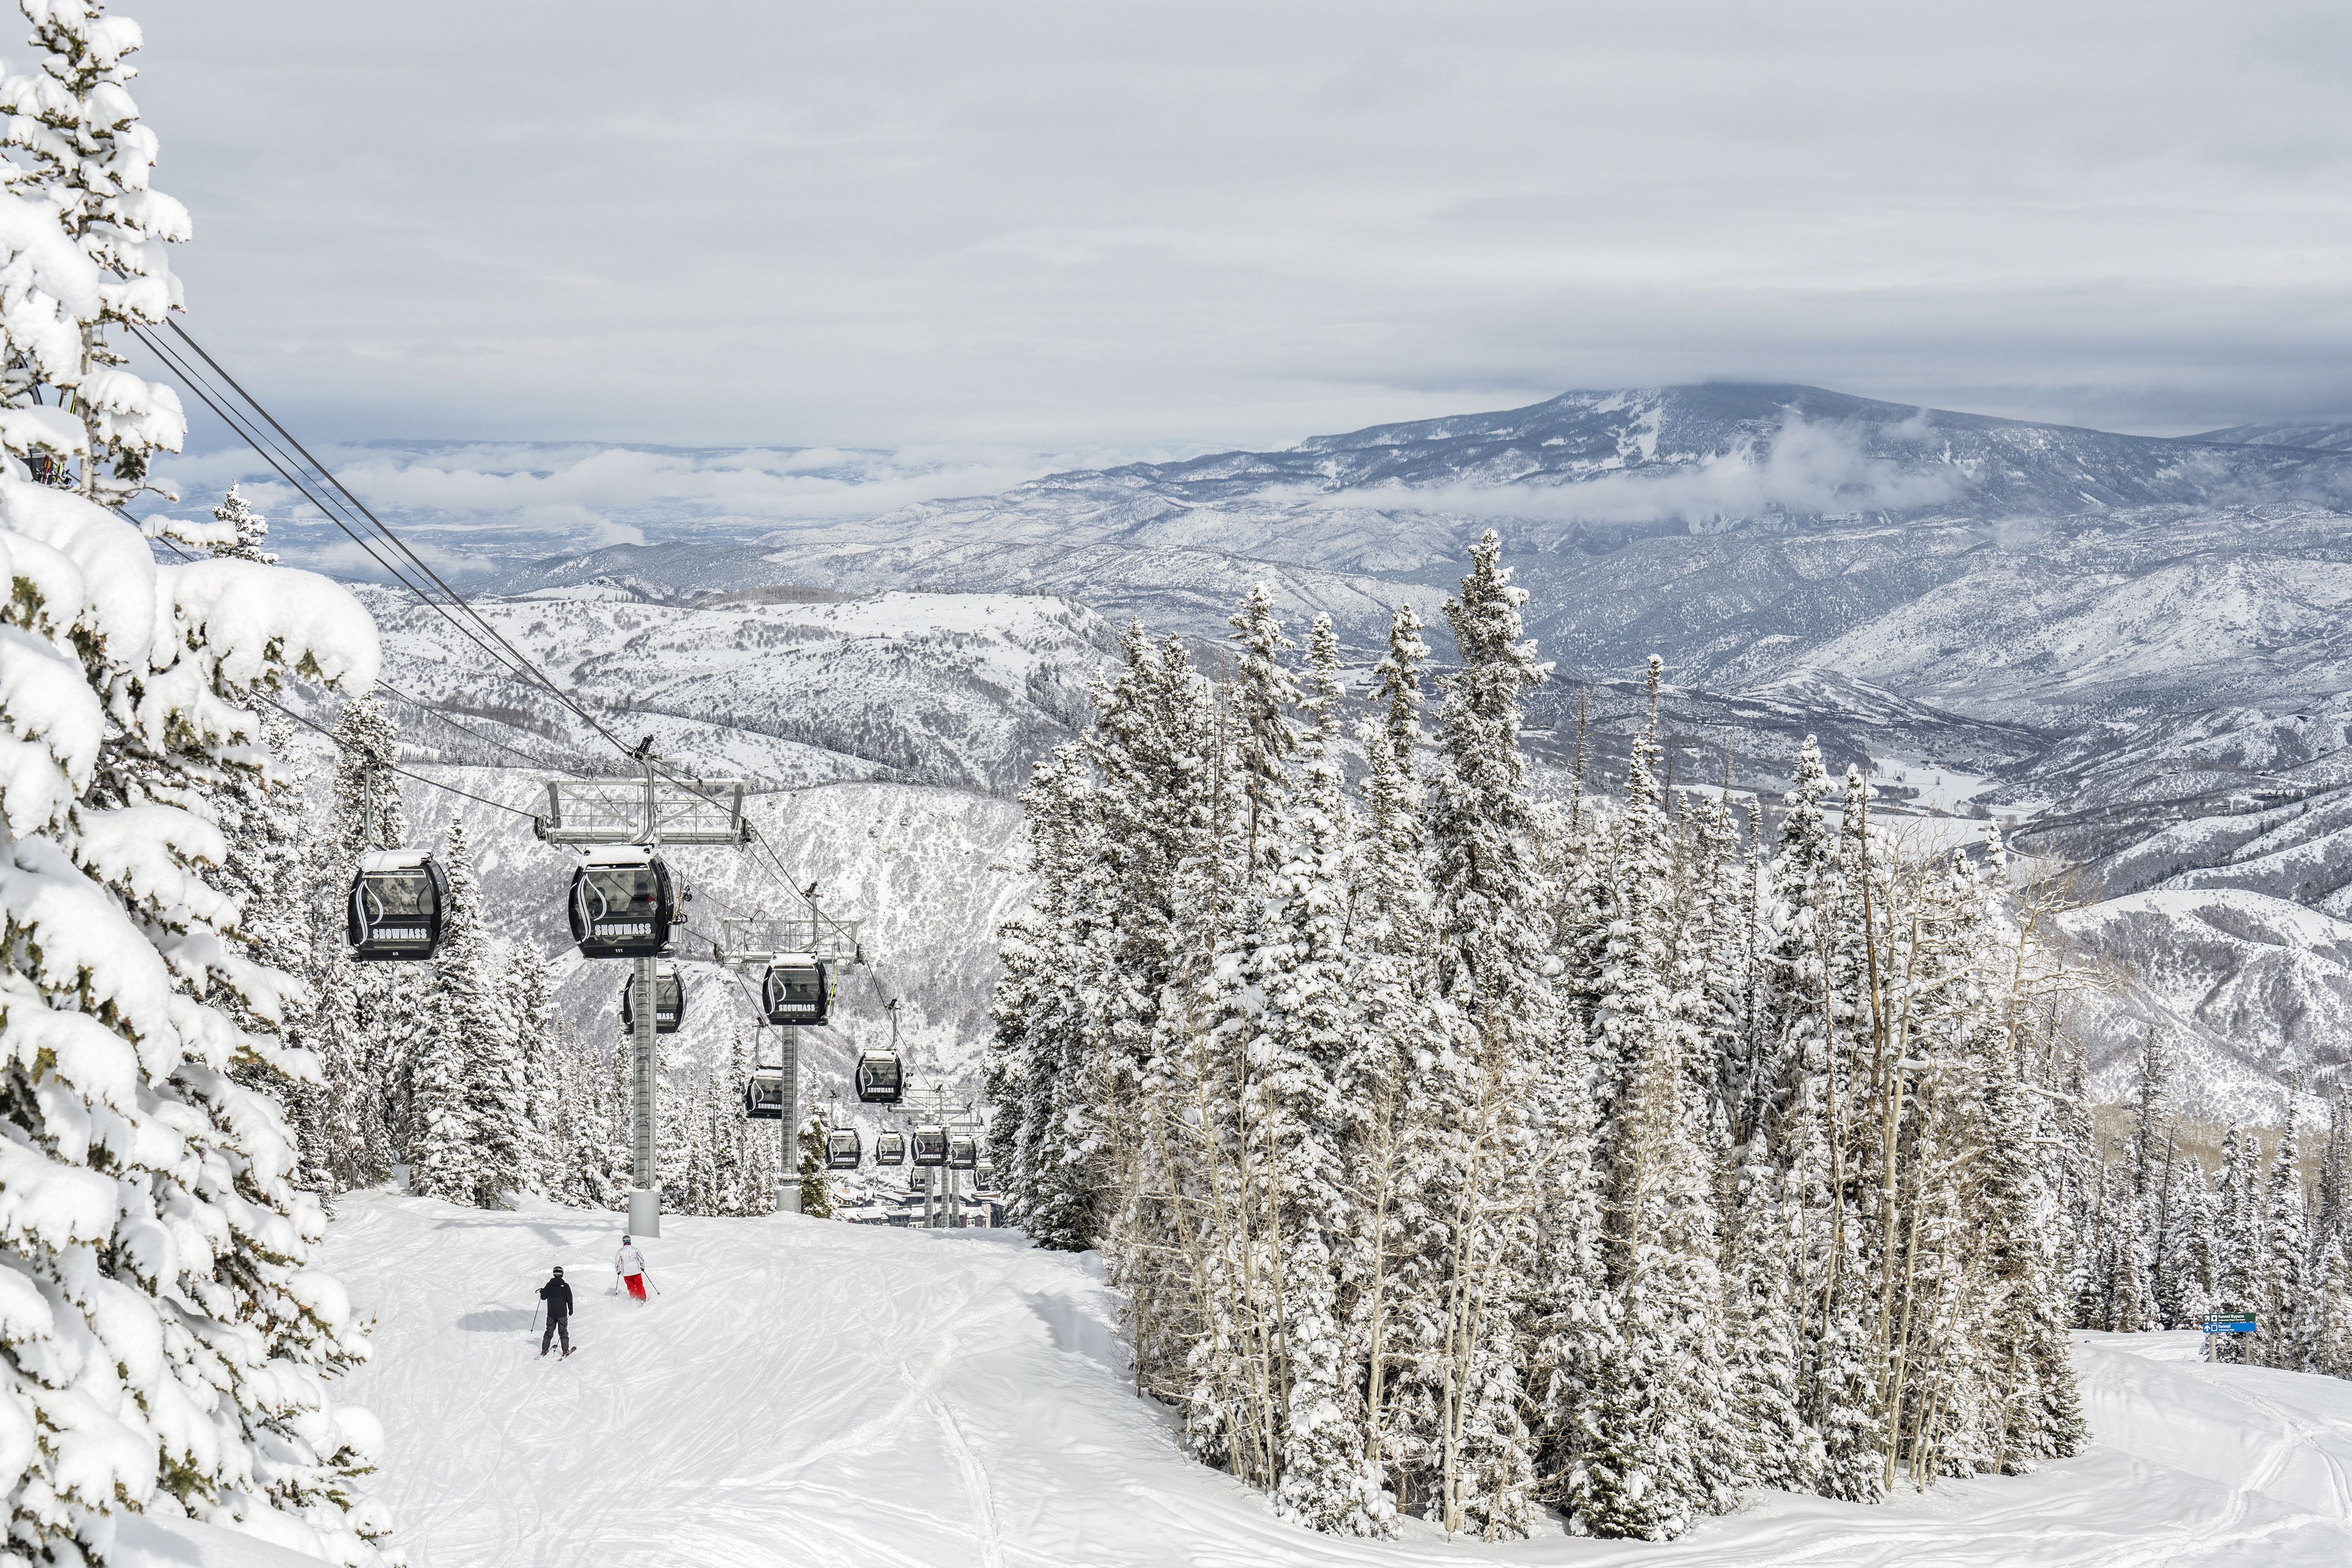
1258,617,1390,1534
0,0,187,500
2257,1108,2309,1369
985,744,1099,1249
2310,1231,2352,1379
0,473,395,1561
2090,1174,2160,1333
2154,1153,2218,1331
1347,609,1455,1515
553,1035,627,1211
2209,1127,2261,1360
2318,1090,2351,1249
1571,662,1734,1539
502,937,559,1192
408,816,496,1205
1720,1135,1822,1492
1418,532,1553,1539
798,1114,834,1218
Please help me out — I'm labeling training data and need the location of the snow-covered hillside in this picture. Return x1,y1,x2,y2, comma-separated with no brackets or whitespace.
361,587,1116,794
118,1194,2352,1566
2061,890,2352,1123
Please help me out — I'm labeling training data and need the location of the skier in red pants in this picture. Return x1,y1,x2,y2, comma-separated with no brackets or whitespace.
615,1235,650,1301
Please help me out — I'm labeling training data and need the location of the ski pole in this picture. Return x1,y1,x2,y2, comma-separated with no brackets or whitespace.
531,1302,543,1337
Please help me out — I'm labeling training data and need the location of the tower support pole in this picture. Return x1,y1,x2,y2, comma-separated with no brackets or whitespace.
627,951,661,1238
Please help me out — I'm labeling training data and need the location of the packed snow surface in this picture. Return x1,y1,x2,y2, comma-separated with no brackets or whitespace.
117,1194,2352,1566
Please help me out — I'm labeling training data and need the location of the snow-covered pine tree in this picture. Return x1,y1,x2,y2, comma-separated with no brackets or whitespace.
0,470,395,1560
1720,1135,1822,1492
1260,615,1390,1535
502,937,560,1193
554,1034,627,1211
185,485,335,1183
1419,532,1553,1539
2256,1108,2309,1370
1347,608,1455,1515
407,816,493,1206
1972,975,2087,1472
1159,589,1303,1496
2098,1178,2160,1333
1571,660,1734,1539
799,1114,835,1219
2209,1128,2259,1362
0,0,187,501
986,743,1100,1249
2309,1231,2352,1379
2154,1153,2218,1331
2318,1090,2351,1250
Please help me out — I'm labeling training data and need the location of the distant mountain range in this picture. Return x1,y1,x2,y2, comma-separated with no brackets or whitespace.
345,384,2352,1123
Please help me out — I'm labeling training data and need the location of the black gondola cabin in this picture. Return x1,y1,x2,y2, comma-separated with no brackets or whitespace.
743,1071,787,1120
824,1128,862,1170
854,1051,903,1104
347,850,450,962
619,964,685,1034
875,1131,907,1165
911,1128,948,1167
569,847,675,959
761,958,833,1025
948,1137,978,1171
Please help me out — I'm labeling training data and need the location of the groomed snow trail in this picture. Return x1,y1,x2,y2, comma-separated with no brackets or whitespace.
160,1194,2352,1567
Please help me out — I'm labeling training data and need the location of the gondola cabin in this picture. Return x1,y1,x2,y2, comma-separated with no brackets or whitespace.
824,1128,863,1170
875,1131,907,1165
569,847,675,958
854,1051,903,1104
760,958,833,1025
948,1137,978,1171
619,964,685,1034
347,851,450,962
911,1128,949,1168
743,1071,787,1121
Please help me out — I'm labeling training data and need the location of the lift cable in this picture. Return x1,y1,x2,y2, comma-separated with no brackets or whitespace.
128,324,565,708
130,317,641,759
134,316,913,993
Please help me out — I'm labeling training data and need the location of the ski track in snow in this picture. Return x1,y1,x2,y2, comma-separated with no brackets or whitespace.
122,1195,2352,1567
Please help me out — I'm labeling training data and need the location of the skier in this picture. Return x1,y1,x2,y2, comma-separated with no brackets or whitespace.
615,1235,651,1302
538,1266,575,1357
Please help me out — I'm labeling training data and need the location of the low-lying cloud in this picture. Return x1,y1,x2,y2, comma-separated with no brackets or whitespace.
145,438,1175,576
1314,413,1968,526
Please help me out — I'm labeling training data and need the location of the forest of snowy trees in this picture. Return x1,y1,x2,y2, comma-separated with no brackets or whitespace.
2071,1032,2352,1375
986,533,2167,1542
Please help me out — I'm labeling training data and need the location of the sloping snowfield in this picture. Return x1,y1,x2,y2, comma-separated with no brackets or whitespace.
123,1194,2352,1566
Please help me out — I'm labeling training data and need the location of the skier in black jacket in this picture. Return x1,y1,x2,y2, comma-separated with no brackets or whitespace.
538,1266,575,1358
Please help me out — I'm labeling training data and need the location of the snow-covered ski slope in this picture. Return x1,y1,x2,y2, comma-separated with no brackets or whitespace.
123,1194,2352,1567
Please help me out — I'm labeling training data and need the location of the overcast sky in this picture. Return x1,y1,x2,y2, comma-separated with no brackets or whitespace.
129,0,2352,457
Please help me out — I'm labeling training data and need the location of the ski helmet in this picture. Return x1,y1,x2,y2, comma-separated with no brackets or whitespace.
552,1266,564,1276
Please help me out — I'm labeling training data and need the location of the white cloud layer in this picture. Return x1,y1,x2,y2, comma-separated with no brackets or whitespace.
129,1,2352,454
1314,414,1966,525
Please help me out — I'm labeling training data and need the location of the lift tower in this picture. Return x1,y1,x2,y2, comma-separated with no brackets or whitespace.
540,758,748,1239
715,907,861,1212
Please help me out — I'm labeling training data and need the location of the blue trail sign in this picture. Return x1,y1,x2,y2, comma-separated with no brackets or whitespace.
2202,1314,2257,1334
